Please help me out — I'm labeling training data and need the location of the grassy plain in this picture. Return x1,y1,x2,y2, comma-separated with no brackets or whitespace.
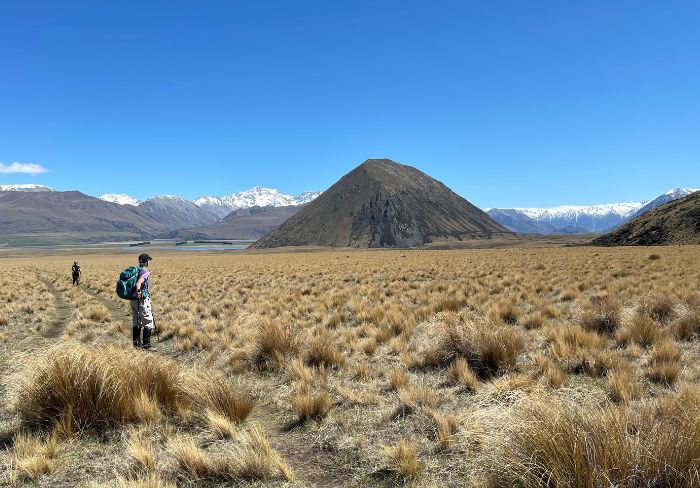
1,245,700,486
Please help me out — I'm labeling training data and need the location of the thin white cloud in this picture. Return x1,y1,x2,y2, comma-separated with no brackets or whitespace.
0,162,49,174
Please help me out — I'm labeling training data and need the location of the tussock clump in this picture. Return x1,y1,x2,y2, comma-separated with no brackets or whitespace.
383,439,424,479
397,383,442,415
641,294,676,323
9,432,61,483
423,315,525,378
607,365,642,403
387,367,410,391
617,312,663,347
447,358,479,391
488,392,700,487
548,324,610,375
647,341,682,385
168,427,293,482
84,304,110,323
126,428,158,473
492,299,519,324
249,320,298,369
10,344,252,429
305,332,345,368
167,434,210,478
205,409,238,439
430,411,460,450
182,371,254,423
291,390,332,421
672,309,700,340
580,296,620,335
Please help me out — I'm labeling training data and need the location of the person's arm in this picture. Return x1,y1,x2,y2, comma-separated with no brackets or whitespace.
135,275,145,297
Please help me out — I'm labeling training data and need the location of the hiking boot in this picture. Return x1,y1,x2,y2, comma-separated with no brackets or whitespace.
142,328,156,351
132,326,142,348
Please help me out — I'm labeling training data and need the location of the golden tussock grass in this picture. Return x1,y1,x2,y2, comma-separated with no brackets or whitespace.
423,314,525,378
9,343,252,430
580,295,621,335
488,390,700,487
616,312,663,347
672,309,700,340
167,426,293,482
249,319,298,369
290,390,332,421
9,431,61,483
387,367,410,391
126,428,158,473
3,246,700,486
305,331,345,368
430,410,460,450
383,438,424,479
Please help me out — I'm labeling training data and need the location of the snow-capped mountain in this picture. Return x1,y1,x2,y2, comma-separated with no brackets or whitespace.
630,188,699,219
100,193,142,206
194,187,321,218
138,195,220,230
0,184,53,192
514,202,646,233
488,188,697,234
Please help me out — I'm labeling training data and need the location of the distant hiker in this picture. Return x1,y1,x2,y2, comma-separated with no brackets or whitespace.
71,261,81,285
131,254,155,350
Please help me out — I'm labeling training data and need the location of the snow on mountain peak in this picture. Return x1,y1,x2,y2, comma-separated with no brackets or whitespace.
100,193,141,206
515,201,647,220
664,188,699,197
194,187,321,212
151,195,188,202
0,184,54,192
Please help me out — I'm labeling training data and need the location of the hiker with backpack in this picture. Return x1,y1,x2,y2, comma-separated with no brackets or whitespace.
71,261,81,285
116,253,156,350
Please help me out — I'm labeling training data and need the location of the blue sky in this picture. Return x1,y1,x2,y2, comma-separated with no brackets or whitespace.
1,1,698,208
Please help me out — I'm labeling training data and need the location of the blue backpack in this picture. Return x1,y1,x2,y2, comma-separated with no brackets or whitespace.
116,266,141,300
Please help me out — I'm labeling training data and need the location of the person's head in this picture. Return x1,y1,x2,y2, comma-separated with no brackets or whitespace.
138,254,153,267
74,261,78,265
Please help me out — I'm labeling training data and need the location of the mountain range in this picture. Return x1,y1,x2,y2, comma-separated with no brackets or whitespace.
0,178,697,246
487,188,698,234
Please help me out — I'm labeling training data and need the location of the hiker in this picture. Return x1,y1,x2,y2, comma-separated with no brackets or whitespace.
71,261,81,285
131,253,156,350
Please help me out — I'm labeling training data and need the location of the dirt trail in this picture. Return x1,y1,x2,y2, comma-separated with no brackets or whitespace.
39,276,72,339
252,407,355,487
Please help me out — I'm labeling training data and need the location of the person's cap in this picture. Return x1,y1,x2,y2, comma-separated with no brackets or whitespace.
138,253,153,263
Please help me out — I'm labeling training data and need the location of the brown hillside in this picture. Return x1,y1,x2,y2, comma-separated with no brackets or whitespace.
252,159,509,248
592,191,700,246
166,205,303,240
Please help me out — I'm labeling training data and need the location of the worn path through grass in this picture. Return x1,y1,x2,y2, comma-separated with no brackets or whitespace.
38,275,71,339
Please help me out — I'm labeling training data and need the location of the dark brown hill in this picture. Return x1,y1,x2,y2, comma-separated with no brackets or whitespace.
0,190,169,236
252,159,509,248
592,191,700,246
165,205,303,240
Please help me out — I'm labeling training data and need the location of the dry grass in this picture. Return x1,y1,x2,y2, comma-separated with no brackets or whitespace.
126,428,158,473
166,426,292,482
383,439,424,478
617,312,663,347
290,390,332,421
488,390,700,487
2,245,700,486
423,314,525,378
249,320,297,369
9,432,61,483
9,343,252,429
580,295,620,335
